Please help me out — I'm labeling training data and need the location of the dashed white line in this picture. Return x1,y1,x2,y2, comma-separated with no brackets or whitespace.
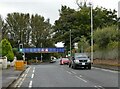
94,85,105,89
31,74,34,78
79,75,82,77
66,71,72,74
29,81,33,88
33,69,35,73
71,71,77,74
75,76,87,83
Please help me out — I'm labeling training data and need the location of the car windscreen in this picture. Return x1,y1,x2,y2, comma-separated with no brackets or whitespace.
75,56,88,60
62,58,69,60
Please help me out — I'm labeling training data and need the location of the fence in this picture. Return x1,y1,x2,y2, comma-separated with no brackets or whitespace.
86,48,118,60
93,48,118,60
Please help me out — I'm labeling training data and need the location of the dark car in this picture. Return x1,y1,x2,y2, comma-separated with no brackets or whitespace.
69,53,91,69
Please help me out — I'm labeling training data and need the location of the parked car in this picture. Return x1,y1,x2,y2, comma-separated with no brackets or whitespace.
69,53,91,69
50,57,56,63
60,58,70,65
50,59,56,63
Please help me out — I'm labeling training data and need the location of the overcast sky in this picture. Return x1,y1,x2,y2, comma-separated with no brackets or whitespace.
0,0,120,25
0,0,120,47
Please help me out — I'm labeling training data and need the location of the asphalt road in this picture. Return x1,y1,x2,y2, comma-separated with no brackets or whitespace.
13,61,119,89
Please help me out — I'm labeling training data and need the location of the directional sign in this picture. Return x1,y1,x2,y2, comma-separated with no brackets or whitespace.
22,48,65,53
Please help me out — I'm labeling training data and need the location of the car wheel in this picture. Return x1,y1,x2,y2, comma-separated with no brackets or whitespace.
73,64,76,69
88,65,91,69
69,64,71,68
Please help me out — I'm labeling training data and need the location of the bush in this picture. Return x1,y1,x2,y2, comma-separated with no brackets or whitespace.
16,52,23,60
94,25,118,49
1,39,14,61
6,51,14,62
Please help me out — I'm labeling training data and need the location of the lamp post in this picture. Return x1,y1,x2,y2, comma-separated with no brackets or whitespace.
118,1,120,30
90,2,93,63
70,29,72,58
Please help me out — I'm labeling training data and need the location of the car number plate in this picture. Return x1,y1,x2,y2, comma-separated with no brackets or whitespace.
82,63,85,65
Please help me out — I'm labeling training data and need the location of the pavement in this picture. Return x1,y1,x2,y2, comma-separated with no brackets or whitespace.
1,67,26,89
9,61,119,89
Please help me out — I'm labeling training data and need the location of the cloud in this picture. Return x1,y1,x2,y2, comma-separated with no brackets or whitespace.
0,0,119,24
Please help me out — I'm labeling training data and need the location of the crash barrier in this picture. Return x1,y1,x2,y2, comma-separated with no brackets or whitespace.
0,56,7,69
15,60,26,71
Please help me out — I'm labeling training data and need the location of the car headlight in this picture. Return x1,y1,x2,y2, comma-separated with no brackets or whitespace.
74,60,79,63
87,59,91,62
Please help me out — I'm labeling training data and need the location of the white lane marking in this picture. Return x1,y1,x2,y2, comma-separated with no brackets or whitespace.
71,71,76,74
18,74,27,87
94,85,105,89
33,69,35,73
98,85,102,87
98,85,105,89
79,75,82,77
75,76,87,83
29,81,33,88
94,86,97,87
26,67,31,74
14,73,25,87
92,67,101,70
26,68,29,73
21,74,25,78
33,67,35,70
14,77,22,87
66,71,72,74
92,67,118,73
31,74,34,78
15,67,31,87
101,69,118,73
94,86,101,89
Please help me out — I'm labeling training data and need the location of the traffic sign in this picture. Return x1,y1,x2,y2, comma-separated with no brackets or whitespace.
21,47,65,53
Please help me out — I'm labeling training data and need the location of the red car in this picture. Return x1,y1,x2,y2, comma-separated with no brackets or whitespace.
60,58,70,65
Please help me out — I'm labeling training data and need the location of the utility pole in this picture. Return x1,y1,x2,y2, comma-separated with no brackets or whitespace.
70,29,72,58
90,3,93,63
118,1,120,30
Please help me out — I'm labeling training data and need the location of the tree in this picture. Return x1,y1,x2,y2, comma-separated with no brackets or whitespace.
53,6,76,51
94,25,118,49
78,36,89,52
0,16,2,41
1,39,14,61
6,13,30,47
53,4,117,51
30,14,53,47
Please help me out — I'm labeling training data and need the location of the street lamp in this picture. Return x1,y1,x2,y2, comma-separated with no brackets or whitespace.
90,2,93,63
70,29,72,58
118,1,120,30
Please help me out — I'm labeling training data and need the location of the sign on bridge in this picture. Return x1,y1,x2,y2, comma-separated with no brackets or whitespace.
21,48,65,53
